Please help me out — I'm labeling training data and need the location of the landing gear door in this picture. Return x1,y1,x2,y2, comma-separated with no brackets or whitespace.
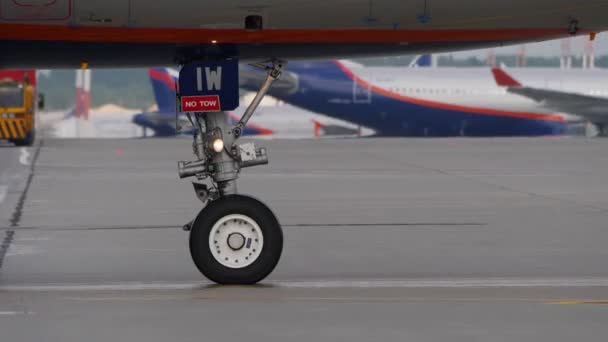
353,78,372,104
0,0,72,20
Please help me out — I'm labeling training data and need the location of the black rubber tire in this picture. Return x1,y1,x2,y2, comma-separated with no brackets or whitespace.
190,194,283,284
12,131,35,147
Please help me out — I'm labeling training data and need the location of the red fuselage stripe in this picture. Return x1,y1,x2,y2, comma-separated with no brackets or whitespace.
333,61,564,122
0,24,588,44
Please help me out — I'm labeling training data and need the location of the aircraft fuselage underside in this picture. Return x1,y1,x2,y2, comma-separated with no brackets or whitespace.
2,0,608,68
0,40,546,68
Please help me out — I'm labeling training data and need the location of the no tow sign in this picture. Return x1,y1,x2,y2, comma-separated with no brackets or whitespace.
181,95,221,112
178,60,239,112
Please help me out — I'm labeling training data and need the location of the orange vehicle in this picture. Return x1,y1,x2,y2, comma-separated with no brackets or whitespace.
0,70,41,146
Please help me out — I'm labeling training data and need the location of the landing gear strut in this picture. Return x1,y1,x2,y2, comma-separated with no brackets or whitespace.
178,60,285,284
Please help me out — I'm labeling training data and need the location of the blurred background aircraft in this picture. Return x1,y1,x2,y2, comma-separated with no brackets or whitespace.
32,37,608,139
492,67,608,136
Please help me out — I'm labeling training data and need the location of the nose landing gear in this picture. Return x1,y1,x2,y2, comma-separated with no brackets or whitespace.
178,60,285,284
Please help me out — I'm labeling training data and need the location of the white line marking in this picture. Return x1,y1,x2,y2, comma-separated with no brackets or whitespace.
5,244,42,257
2,278,608,292
0,282,201,292
276,278,608,288
0,311,25,316
0,185,7,204
19,148,30,166
14,237,49,242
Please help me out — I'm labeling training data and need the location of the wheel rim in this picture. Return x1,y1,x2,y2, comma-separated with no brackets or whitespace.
209,214,264,269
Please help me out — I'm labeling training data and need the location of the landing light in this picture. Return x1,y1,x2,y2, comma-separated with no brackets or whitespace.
212,138,224,153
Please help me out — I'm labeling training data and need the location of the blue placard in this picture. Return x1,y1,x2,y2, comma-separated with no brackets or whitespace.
179,60,239,111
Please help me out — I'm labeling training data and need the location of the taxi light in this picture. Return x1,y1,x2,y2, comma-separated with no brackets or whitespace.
212,138,224,153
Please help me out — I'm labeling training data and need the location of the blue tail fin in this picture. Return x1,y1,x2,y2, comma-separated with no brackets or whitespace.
409,54,433,68
148,68,178,113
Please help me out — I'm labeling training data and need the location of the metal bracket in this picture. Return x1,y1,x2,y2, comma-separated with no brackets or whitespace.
232,60,285,138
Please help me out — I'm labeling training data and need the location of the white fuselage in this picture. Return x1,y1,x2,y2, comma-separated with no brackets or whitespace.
350,64,608,119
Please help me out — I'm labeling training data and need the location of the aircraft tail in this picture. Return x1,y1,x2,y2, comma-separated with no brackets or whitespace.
148,67,178,113
491,68,522,87
313,119,324,138
409,55,433,68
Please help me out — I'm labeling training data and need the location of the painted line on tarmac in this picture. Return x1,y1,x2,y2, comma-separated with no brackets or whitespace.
0,282,203,292
11,222,488,231
548,300,608,305
9,141,42,228
0,231,15,269
19,148,30,166
275,278,608,288
284,222,488,228
2,277,608,292
0,141,42,270
0,311,32,316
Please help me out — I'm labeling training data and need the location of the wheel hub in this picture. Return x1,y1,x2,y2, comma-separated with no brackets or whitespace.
227,232,246,250
209,214,264,269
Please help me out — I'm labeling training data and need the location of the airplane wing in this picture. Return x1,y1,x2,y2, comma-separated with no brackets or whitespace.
491,68,608,123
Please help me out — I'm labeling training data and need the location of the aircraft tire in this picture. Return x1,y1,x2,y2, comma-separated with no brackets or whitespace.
190,194,283,284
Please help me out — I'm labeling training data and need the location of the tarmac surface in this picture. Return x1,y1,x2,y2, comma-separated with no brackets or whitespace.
1,137,608,341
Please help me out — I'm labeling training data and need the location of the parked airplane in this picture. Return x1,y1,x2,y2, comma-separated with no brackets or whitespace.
492,67,608,136
240,60,570,136
2,0,608,284
135,67,363,138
